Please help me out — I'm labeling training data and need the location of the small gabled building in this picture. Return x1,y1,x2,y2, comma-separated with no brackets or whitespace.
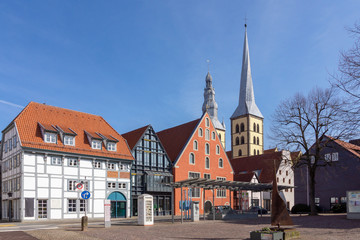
122,125,173,216
157,112,234,215
229,150,295,211
295,136,360,211
0,102,134,221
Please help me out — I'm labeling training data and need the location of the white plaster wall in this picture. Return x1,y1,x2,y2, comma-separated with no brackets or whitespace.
80,168,92,177
37,177,49,188
38,188,49,198
64,167,78,176
24,176,36,190
47,166,62,175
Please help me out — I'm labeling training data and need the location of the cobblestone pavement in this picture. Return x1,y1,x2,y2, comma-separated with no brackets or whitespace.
25,214,360,240
0,231,37,240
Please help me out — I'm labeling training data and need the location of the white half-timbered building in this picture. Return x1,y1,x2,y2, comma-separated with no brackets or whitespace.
0,102,134,221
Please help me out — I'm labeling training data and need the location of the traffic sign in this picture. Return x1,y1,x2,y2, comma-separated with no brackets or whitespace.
76,183,84,190
81,191,91,200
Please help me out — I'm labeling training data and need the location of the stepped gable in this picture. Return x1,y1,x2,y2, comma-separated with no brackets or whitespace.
157,119,199,162
12,102,134,160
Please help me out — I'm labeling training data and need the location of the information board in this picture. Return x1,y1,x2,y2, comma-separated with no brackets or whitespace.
348,191,360,213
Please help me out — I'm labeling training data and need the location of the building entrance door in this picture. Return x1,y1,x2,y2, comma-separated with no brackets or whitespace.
204,201,212,213
108,192,127,218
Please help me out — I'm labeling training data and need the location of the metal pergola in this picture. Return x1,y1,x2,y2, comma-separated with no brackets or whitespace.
166,178,293,223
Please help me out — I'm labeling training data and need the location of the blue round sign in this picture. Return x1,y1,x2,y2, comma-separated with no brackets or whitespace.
81,190,91,200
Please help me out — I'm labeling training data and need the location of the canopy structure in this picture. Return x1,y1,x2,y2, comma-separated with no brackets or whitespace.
167,178,292,192
166,178,294,223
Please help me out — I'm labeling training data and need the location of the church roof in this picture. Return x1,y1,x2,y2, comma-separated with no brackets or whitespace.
231,25,263,119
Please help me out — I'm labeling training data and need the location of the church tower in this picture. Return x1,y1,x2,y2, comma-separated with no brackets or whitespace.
202,71,226,148
231,25,263,158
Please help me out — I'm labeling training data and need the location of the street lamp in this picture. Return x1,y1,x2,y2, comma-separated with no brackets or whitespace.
7,192,13,222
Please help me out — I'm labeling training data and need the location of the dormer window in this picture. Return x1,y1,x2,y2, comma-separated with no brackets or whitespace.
107,142,116,151
45,132,57,143
92,140,102,149
64,135,75,146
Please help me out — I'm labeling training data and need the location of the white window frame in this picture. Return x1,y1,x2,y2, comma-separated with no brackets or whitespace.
107,182,116,189
205,129,210,140
205,118,210,127
332,152,339,162
216,145,220,155
64,135,75,146
205,143,210,155
189,153,195,165
79,199,87,212
188,172,201,198
51,156,62,165
218,158,223,168
68,199,77,212
205,157,210,169
107,142,117,151
68,158,78,167
107,163,116,170
92,140,102,149
193,140,198,150
204,173,211,179
45,132,57,143
325,153,331,162
93,161,101,169
212,131,216,140
198,128,203,137
216,177,226,198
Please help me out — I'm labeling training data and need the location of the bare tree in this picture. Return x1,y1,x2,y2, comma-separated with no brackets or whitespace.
271,87,356,215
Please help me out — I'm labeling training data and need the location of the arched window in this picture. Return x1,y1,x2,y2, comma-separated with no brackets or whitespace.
205,129,210,140
241,136,245,144
253,136,256,144
236,137,240,145
199,128,203,137
238,149,242,156
257,124,260,133
219,158,223,168
193,140,198,150
219,134,221,140
254,149,256,155
216,145,220,155
240,123,245,132
253,123,256,132
189,153,195,164
257,137,259,145
205,157,210,169
205,143,210,155
206,118,210,127
212,131,216,140
235,124,240,133
257,150,260,155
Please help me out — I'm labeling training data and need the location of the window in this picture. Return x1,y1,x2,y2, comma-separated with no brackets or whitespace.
257,137,259,145
204,173,211,179
93,161,101,169
332,152,339,162
236,137,240,145
189,153,195,165
254,150,256,155
64,135,75,146
107,142,116,151
38,200,48,218
218,158,223,168
68,199,77,212
107,163,116,170
212,131,216,140
68,180,77,191
257,150,259,155
189,172,200,198
68,158,78,167
216,145,220,155
253,123,256,132
9,138,12,151
205,143,210,155
216,177,226,197
257,124,260,133
13,135,17,148
51,156,62,165
240,123,245,132
340,197,347,203
205,129,210,140
193,140,198,150
238,149,242,156
45,132,57,143
189,172,200,179
119,163,126,170
289,179,291,184
325,153,331,162
279,170,282,175
79,199,86,212
283,178,285,183
4,141,7,153
107,182,116,189
92,140,102,149
286,171,288,176
277,177,279,183
330,197,339,204
241,136,245,144
235,124,239,133
119,183,126,189
253,136,256,144
205,157,210,169
198,128,203,137
206,118,210,127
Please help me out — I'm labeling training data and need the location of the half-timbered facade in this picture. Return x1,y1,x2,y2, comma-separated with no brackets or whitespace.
0,102,134,221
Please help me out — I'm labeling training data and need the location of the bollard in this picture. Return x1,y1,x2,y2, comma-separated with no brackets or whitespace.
81,216,88,231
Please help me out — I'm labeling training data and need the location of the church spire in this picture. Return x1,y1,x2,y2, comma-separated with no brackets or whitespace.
231,25,263,119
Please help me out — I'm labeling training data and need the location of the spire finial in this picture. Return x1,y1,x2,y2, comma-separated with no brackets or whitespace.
244,16,247,28
206,59,210,72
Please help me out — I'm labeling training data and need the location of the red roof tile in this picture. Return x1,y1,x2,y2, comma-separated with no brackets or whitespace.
264,148,278,154
157,119,200,162
230,152,283,183
235,172,256,182
122,125,149,150
13,102,134,160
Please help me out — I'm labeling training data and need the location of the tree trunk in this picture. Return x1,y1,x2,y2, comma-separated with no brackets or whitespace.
309,168,318,215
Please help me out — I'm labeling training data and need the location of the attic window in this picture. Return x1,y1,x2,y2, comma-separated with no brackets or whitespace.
92,140,102,149
45,132,57,143
64,135,75,146
107,142,116,151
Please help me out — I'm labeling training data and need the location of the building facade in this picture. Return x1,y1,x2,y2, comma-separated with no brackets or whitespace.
157,112,234,215
122,125,173,216
1,102,134,221
295,136,360,211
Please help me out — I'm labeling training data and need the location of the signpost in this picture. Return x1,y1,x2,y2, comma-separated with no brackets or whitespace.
104,200,111,228
81,190,90,231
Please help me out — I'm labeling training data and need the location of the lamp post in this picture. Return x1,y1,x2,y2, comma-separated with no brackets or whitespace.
7,192,13,222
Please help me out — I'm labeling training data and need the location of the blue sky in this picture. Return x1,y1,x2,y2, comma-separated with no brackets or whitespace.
1,0,360,150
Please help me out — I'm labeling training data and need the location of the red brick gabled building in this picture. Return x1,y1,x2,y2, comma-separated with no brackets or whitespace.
157,112,234,215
